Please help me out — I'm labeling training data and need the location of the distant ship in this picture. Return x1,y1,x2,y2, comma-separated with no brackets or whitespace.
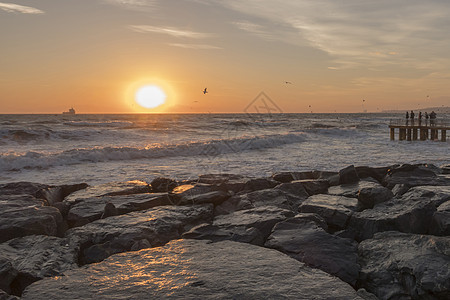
62,108,75,115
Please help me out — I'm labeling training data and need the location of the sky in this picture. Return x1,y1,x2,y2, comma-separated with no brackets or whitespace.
1,0,450,113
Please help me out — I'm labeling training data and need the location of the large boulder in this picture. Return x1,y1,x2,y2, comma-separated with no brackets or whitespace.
184,206,294,245
355,166,390,183
357,186,394,209
339,165,360,184
21,239,363,299
348,192,439,241
169,183,230,205
299,194,359,231
265,216,360,286
0,182,48,196
382,164,449,189
358,231,450,299
215,188,305,215
429,200,450,236
64,181,152,203
35,183,88,205
328,180,381,198
0,235,77,296
0,195,64,243
295,179,330,195
66,193,171,227
65,204,214,264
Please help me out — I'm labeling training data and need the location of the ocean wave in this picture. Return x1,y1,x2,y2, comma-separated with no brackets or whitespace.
0,132,306,171
63,120,135,128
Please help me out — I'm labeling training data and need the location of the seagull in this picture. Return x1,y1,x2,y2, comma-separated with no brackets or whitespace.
203,88,208,94
284,81,292,84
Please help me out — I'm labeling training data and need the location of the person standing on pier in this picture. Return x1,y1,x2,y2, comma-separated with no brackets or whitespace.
410,110,415,119
430,111,437,126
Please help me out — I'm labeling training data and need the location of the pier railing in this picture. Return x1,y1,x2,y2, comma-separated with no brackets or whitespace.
389,119,450,127
389,119,449,141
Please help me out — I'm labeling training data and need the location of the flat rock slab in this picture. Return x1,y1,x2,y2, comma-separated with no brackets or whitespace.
66,204,214,264
349,186,448,240
0,182,49,196
67,193,170,227
64,181,151,203
328,180,381,198
358,231,450,299
430,200,450,236
299,194,359,230
265,216,360,286
22,239,362,300
0,235,77,296
0,195,64,243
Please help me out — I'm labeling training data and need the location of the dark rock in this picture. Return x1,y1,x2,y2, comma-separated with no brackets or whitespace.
182,223,265,245
0,259,17,295
242,178,278,192
382,164,449,189
295,179,329,195
356,288,379,300
391,183,410,197
357,186,393,209
169,183,230,205
328,180,381,198
0,182,48,197
265,216,360,286
274,181,310,198
67,193,170,227
355,166,390,183
401,185,450,206
358,231,450,299
0,194,64,243
197,174,247,193
212,206,294,242
150,177,178,192
101,202,118,219
35,183,88,205
429,200,450,236
65,204,214,264
65,181,152,203
348,189,441,240
442,164,450,174
299,194,359,231
52,201,71,218
339,165,360,184
272,172,295,183
21,240,363,300
0,289,19,300
130,239,151,251
178,191,231,206
215,188,305,215
0,235,77,296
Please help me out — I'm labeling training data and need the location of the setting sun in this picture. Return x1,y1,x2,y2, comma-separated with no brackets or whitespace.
135,85,167,109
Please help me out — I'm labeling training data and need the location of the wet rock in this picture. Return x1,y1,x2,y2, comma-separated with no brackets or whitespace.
299,194,359,231
355,166,390,183
100,202,118,219
66,204,213,264
348,192,438,241
197,174,247,193
0,259,17,295
150,177,178,192
391,183,410,197
401,185,450,206
0,289,19,300
0,194,64,243
130,239,151,251
0,182,48,196
328,180,381,198
339,165,360,184
215,188,304,215
265,216,360,286
184,206,293,245
382,164,449,189
295,179,329,195
442,164,450,174
358,231,450,299
357,186,393,209
22,239,363,300
0,235,77,296
429,200,450,236
274,181,310,198
64,180,152,203
169,183,230,205
241,178,278,192
36,183,88,205
67,193,170,227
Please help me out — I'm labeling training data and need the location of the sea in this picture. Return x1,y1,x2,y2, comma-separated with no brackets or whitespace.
0,113,449,186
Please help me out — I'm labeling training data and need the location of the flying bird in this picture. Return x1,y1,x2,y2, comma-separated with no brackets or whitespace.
203,88,208,94
284,81,292,84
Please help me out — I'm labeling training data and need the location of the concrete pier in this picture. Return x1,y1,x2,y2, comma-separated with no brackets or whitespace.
389,119,449,142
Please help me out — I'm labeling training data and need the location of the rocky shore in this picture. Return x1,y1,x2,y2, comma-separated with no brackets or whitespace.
1,163,449,299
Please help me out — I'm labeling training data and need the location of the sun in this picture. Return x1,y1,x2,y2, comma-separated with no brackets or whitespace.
135,85,167,109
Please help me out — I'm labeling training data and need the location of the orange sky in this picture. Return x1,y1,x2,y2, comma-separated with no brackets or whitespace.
1,0,449,113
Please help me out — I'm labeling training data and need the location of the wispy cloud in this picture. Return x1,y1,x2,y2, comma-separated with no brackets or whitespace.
102,0,155,10
0,2,44,14
129,25,211,39
233,21,274,40
208,0,450,70
170,43,222,50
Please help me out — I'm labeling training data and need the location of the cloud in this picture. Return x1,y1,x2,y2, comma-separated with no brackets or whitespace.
0,2,44,14
233,21,274,40
129,25,211,39
170,43,222,50
102,0,155,10
206,0,450,70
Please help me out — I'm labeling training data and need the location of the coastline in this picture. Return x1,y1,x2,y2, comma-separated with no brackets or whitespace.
1,163,449,299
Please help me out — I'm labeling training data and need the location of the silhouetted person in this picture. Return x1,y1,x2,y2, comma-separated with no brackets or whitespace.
430,111,437,126
410,110,415,119
418,111,422,120
425,112,429,119
406,111,409,119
